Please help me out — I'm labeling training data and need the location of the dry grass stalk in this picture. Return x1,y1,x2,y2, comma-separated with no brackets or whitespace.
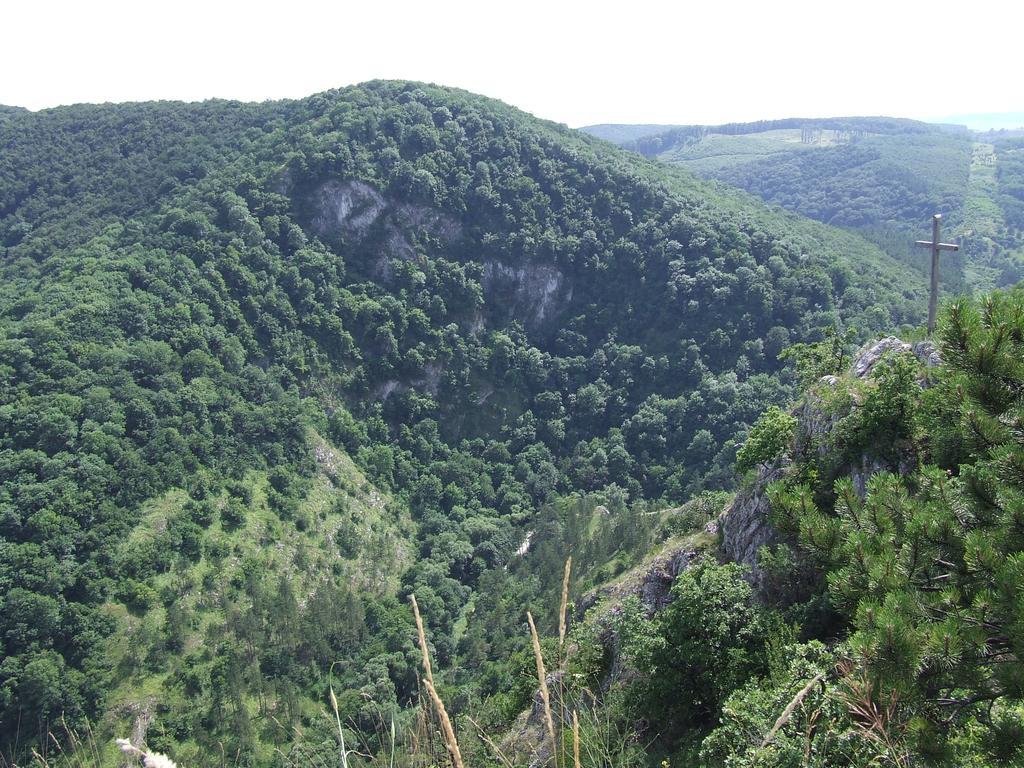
559,557,573,649
412,594,462,768
328,667,351,768
572,710,581,768
468,715,514,768
760,672,825,748
389,713,396,768
528,611,559,767
423,678,464,768
803,706,822,767
410,594,434,686
410,693,429,768
836,661,910,768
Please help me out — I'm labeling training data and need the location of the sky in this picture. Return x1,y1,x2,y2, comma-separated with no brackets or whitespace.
2,0,1021,128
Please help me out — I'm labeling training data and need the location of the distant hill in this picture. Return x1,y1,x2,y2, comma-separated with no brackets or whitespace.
578,122,680,144
583,116,1024,293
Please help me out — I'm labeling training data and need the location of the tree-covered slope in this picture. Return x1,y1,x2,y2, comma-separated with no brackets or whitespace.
0,82,926,763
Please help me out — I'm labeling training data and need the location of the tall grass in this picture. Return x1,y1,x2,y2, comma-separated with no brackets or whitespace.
328,663,353,768
528,611,558,766
559,557,573,650
410,594,463,768
1,719,103,768
572,711,581,768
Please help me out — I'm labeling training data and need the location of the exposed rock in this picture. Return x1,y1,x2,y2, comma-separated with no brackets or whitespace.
114,699,155,749
391,201,463,242
310,179,387,238
912,340,942,368
372,379,405,402
481,260,573,329
371,361,444,402
719,335,938,594
508,537,703,765
577,538,702,622
637,546,700,613
852,335,942,378
513,530,534,558
719,463,786,593
419,361,444,396
795,384,849,462
849,450,916,497
504,670,571,768
308,179,462,278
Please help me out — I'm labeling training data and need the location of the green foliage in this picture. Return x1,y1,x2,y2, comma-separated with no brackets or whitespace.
829,351,921,471
625,560,774,746
778,325,858,387
592,116,1024,296
767,289,1024,761
994,138,1024,232
736,406,797,474
700,642,874,768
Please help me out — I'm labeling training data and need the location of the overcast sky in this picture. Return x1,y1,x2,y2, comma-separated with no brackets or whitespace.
2,0,1020,127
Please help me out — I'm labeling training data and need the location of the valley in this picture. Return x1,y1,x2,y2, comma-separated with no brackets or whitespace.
1,83,1023,767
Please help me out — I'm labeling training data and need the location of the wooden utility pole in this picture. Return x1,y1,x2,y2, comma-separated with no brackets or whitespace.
915,213,960,336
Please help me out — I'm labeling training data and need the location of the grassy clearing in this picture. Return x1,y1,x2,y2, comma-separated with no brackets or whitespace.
95,432,413,766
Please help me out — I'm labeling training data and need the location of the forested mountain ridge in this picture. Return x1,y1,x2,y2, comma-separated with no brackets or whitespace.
583,115,1024,293
0,82,928,764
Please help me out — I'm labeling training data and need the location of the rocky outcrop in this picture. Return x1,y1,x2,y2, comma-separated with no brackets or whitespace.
719,336,941,593
504,669,569,768
506,532,708,766
578,537,705,622
311,179,388,238
308,182,576,331
718,463,787,592
371,361,445,402
851,336,941,378
481,260,573,329
308,180,462,278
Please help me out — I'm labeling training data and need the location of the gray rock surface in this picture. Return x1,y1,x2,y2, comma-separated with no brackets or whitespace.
718,463,786,592
481,259,573,329
852,336,942,379
576,538,703,623
308,179,462,279
720,335,938,593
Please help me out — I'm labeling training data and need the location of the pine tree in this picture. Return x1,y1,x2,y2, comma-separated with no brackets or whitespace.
770,288,1024,757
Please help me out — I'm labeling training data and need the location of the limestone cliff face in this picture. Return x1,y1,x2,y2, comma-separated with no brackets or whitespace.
718,463,787,594
718,336,940,592
308,179,463,280
307,180,575,332
481,260,573,330
505,530,710,767
578,536,707,623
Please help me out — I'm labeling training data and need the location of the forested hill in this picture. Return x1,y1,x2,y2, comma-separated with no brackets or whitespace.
577,123,679,145
1,81,923,763
0,105,26,125
583,116,1024,293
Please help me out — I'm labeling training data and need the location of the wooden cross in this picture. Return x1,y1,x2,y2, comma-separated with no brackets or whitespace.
915,213,960,336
